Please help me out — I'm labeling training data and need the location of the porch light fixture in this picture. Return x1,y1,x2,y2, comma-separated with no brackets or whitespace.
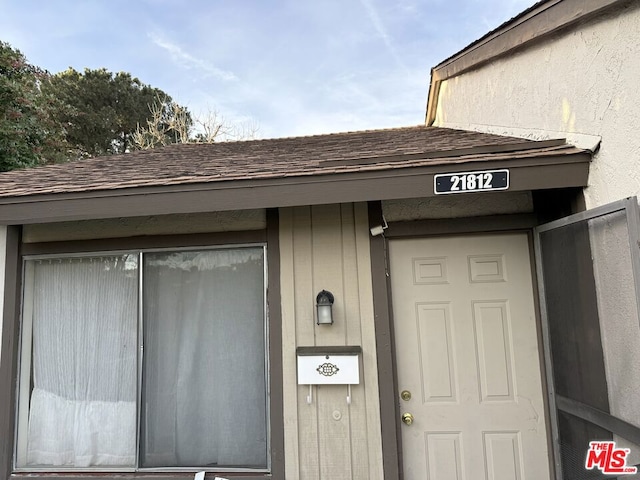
316,290,335,325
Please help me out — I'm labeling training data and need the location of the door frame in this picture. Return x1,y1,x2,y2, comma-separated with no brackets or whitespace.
368,202,555,480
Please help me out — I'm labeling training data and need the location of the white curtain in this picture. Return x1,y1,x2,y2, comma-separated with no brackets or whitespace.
141,248,267,468
26,255,138,467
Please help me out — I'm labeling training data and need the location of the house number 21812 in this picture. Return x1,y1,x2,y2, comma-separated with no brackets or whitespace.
451,172,493,191
434,169,509,195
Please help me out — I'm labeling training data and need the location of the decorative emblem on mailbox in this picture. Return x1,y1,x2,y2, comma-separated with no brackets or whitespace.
316,362,340,376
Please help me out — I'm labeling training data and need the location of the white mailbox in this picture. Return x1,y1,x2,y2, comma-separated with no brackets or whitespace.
296,346,362,404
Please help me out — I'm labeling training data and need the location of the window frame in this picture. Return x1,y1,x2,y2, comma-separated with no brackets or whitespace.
1,221,284,480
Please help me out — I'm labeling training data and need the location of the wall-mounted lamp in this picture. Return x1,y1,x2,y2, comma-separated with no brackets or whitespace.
316,290,335,325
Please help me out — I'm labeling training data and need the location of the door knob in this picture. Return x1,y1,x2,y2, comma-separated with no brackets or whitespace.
402,412,414,426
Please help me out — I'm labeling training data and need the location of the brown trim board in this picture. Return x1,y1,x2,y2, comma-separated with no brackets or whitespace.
0,226,21,480
368,201,402,480
266,208,285,479
426,0,633,125
0,154,590,225
21,230,267,256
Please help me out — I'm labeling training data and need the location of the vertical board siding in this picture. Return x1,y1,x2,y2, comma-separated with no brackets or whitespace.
312,204,351,480
341,204,366,480
292,206,320,480
279,204,383,480
279,208,300,479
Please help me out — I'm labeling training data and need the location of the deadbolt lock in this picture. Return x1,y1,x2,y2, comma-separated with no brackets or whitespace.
402,412,414,426
400,390,411,401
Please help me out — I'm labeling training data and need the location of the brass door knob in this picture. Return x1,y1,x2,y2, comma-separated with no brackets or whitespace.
402,412,414,426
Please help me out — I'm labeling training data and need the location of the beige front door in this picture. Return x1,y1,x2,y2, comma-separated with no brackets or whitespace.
389,233,550,480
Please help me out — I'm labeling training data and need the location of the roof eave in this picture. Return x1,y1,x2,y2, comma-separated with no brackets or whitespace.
426,0,632,125
0,151,591,225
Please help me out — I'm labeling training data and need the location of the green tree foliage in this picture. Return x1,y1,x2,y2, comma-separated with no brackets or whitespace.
43,68,188,156
0,41,255,171
0,42,68,171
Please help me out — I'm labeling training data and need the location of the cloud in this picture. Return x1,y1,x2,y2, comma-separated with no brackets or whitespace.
148,32,238,82
359,0,408,73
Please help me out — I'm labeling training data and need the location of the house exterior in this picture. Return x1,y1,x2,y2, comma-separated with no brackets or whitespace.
0,2,638,480
427,0,640,209
426,0,640,477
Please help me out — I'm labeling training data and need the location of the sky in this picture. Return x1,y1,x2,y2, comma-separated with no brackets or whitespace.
0,0,533,140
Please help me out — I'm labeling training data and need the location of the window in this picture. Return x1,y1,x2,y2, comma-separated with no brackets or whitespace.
15,246,268,472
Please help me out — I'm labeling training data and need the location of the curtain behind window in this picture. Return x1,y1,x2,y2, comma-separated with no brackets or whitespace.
141,248,267,468
25,255,138,467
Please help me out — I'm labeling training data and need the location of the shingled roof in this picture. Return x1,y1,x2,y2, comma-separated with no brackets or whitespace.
0,126,585,198
0,125,591,224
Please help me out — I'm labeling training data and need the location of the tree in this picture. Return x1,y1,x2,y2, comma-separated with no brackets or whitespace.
132,102,258,150
131,99,191,149
43,68,187,157
1,43,258,170
192,109,258,143
0,42,68,171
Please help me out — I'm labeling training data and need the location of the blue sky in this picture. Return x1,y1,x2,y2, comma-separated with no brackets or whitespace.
0,0,532,139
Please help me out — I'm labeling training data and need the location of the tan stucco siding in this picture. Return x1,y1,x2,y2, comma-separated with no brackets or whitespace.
590,211,640,466
383,191,533,221
433,3,640,208
279,203,383,480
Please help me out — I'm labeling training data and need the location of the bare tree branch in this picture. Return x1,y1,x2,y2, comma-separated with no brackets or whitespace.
133,100,258,150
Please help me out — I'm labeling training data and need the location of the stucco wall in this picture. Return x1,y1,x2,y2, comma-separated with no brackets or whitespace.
590,209,640,465
433,2,640,209
278,203,383,480
382,191,533,221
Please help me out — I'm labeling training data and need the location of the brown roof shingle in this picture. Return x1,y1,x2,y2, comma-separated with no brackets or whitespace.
0,125,586,198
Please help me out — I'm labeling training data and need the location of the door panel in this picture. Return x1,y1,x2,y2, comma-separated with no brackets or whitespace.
390,233,550,480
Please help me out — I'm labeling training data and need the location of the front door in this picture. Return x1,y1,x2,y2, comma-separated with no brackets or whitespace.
389,233,550,480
